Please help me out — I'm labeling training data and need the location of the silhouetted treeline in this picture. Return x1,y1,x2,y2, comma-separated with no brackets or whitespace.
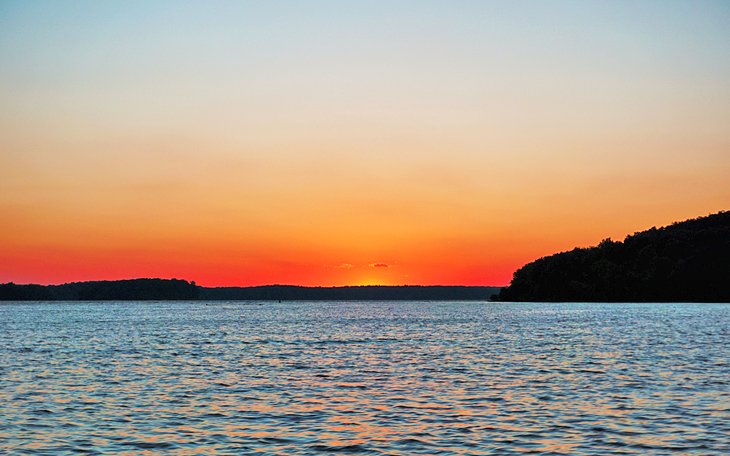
200,285,499,301
497,211,730,302
0,279,498,301
0,279,199,301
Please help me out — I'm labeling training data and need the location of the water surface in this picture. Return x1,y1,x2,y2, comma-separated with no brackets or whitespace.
1,301,728,454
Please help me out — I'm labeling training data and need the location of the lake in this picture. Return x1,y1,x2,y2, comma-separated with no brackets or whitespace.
1,301,728,454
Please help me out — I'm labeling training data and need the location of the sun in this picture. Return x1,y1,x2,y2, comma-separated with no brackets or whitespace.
353,277,387,286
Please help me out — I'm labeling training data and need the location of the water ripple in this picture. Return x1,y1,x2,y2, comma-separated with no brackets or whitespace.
0,301,728,454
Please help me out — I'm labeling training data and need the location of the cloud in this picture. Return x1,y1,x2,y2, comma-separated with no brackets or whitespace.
369,263,390,268
335,263,355,269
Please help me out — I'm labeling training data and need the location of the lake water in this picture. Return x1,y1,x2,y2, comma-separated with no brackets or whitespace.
1,301,728,455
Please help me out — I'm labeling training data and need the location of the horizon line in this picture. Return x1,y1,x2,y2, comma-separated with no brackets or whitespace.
2,278,506,288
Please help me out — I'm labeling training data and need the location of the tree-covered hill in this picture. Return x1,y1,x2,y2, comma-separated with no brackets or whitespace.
0,278,199,301
497,211,730,302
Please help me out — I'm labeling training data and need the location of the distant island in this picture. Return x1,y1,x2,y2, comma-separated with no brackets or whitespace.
497,211,730,302
0,280,499,301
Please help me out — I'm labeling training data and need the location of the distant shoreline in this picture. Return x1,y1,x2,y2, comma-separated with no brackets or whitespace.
0,280,501,301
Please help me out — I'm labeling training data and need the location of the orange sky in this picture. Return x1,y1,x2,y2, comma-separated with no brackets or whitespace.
1,1,729,286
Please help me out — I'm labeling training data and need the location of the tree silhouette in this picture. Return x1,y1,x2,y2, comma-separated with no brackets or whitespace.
497,211,730,302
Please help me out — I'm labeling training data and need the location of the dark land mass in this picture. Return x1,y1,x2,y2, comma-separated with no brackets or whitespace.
497,211,730,302
200,285,498,301
0,279,200,301
0,279,499,301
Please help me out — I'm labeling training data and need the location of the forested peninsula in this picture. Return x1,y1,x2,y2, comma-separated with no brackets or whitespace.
497,211,730,302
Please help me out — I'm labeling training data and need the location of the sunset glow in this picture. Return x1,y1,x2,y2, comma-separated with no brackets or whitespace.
1,1,729,286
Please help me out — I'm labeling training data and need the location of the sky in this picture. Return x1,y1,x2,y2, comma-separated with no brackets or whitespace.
1,0,729,286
